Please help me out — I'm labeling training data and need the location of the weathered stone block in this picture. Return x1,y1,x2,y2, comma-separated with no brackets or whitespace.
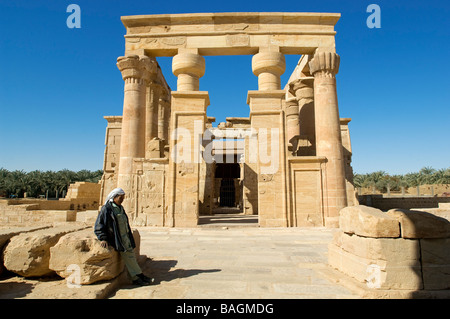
421,238,450,290
2,225,88,277
387,209,450,239
49,228,141,285
332,231,420,263
0,226,52,276
339,205,400,238
49,228,122,284
328,241,423,290
0,226,52,249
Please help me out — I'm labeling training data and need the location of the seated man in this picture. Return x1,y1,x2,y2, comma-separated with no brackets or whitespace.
94,187,153,286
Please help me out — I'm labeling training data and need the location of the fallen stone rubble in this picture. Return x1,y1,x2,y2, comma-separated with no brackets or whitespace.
329,205,450,297
0,224,142,297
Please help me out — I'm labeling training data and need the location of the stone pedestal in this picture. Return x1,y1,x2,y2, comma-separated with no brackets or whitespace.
167,92,209,227
248,91,287,227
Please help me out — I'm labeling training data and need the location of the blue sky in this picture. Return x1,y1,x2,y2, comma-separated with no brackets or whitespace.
0,0,449,175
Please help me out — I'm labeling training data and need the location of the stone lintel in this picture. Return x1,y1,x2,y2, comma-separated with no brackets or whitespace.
122,12,341,28
122,12,339,56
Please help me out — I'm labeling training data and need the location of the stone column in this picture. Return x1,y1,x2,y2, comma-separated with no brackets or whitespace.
145,80,163,158
289,77,315,155
162,97,171,146
116,55,152,216
284,97,300,155
167,50,208,227
309,51,347,226
248,48,288,227
157,96,166,141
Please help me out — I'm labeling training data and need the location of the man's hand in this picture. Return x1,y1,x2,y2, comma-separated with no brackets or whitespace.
100,240,108,249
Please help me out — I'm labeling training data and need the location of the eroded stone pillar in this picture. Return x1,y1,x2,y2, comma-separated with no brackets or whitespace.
116,55,152,217
309,51,347,226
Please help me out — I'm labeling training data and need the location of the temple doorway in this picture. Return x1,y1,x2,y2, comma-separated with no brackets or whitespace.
215,163,240,208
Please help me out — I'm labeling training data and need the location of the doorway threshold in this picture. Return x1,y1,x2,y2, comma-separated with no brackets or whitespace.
198,212,258,228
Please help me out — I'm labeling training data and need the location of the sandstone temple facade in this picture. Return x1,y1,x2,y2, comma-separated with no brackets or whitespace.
100,12,356,228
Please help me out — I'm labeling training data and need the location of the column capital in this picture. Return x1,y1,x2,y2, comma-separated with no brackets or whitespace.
252,51,286,77
172,52,205,91
288,77,314,95
117,55,157,82
252,51,285,90
172,52,205,78
140,56,158,84
309,51,340,78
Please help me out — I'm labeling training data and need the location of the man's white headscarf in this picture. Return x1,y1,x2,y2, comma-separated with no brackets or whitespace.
104,188,125,205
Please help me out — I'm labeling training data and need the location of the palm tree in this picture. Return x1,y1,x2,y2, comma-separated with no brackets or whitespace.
0,168,104,198
7,170,31,197
404,172,421,187
419,166,436,185
90,169,103,183
55,169,77,198
353,174,366,188
367,171,387,192
75,169,92,182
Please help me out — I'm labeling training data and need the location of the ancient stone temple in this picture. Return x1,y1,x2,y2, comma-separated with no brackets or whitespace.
100,12,356,228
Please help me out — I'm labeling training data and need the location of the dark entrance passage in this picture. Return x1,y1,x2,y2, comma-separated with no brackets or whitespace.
215,163,240,207
198,159,258,227
220,179,235,207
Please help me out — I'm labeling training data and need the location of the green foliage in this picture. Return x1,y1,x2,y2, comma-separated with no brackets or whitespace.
354,167,450,192
0,168,103,198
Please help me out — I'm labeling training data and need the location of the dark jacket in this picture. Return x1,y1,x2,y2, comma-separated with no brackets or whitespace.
94,201,136,252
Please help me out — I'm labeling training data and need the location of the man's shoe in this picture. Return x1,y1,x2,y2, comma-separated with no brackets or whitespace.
138,273,154,284
132,277,150,286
